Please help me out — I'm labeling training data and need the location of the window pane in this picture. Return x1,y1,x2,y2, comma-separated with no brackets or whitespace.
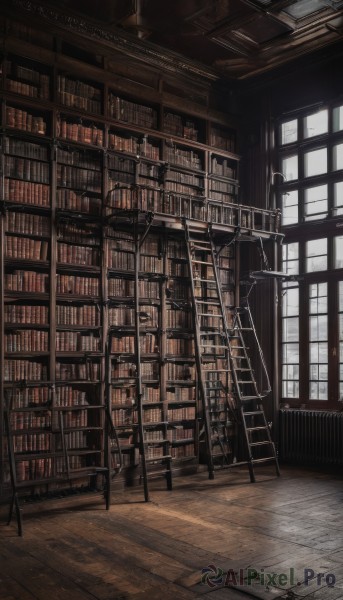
281,119,298,144
333,105,343,132
334,181,343,216
334,236,343,268
304,110,328,138
283,317,299,342
304,148,327,177
282,155,298,181
306,238,327,272
309,281,328,400
304,184,328,221
333,143,343,171
282,190,298,225
282,287,299,317
283,343,299,363
282,242,299,275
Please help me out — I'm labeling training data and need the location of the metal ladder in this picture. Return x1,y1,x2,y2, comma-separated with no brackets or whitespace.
185,223,236,479
229,290,280,482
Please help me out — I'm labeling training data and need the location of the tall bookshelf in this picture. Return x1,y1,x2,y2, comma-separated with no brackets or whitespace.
0,14,279,499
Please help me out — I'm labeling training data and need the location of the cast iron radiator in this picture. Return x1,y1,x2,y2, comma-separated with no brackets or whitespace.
279,409,343,465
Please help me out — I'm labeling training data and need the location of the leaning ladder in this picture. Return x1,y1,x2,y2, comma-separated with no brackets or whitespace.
185,223,236,479
229,285,280,482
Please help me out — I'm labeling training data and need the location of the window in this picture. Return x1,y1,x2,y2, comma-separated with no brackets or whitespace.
304,109,328,139
282,154,298,181
309,283,328,400
278,103,343,409
304,184,327,221
304,148,327,177
306,238,327,272
281,119,298,145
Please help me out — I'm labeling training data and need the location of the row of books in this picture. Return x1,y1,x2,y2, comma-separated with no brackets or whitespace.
6,236,49,261
111,334,158,354
108,305,158,326
16,458,52,482
58,76,102,110
56,361,100,380
6,212,50,236
145,430,165,442
58,431,89,450
167,406,196,421
4,138,49,161
112,409,137,426
59,410,89,428
57,148,101,170
4,359,48,381
111,387,136,406
166,387,195,402
108,278,159,298
57,243,99,266
167,363,195,381
10,386,51,409
57,165,102,192
56,331,100,352
5,331,49,352
143,407,163,423
10,411,51,431
7,77,49,100
56,275,99,296
107,252,162,273
56,189,101,214
171,444,195,458
55,387,90,407
166,170,203,187
111,362,158,379
168,261,189,277
146,446,165,459
109,94,158,130
164,112,198,141
168,427,194,441
211,157,236,179
5,270,49,293
56,304,100,326
58,119,104,146
4,179,50,206
12,433,50,453
5,304,49,324
165,146,202,170
210,127,236,152
166,338,194,355
58,223,100,246
6,106,47,135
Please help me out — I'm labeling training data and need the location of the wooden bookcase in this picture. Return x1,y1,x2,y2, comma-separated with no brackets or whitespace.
0,14,279,499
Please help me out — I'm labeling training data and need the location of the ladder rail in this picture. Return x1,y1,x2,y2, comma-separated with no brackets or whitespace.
184,222,214,479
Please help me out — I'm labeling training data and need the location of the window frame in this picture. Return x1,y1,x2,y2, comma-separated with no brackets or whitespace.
277,101,343,410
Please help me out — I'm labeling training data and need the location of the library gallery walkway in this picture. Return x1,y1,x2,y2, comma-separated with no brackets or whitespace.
1,465,343,600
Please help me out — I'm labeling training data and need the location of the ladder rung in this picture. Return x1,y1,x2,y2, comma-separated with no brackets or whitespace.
243,410,264,416
251,457,276,464
195,300,220,305
201,345,227,349
246,426,268,432
198,313,223,318
237,380,254,384
241,396,260,400
249,441,272,447
195,278,216,283
192,260,213,265
235,367,251,371
145,455,172,463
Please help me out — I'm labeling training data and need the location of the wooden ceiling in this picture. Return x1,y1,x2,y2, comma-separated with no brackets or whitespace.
32,0,343,79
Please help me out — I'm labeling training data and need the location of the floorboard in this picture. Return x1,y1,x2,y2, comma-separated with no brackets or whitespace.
1,465,343,600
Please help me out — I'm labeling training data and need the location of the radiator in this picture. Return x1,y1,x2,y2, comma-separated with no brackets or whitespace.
279,409,343,465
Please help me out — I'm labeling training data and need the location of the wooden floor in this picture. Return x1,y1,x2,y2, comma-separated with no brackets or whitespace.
1,465,343,600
